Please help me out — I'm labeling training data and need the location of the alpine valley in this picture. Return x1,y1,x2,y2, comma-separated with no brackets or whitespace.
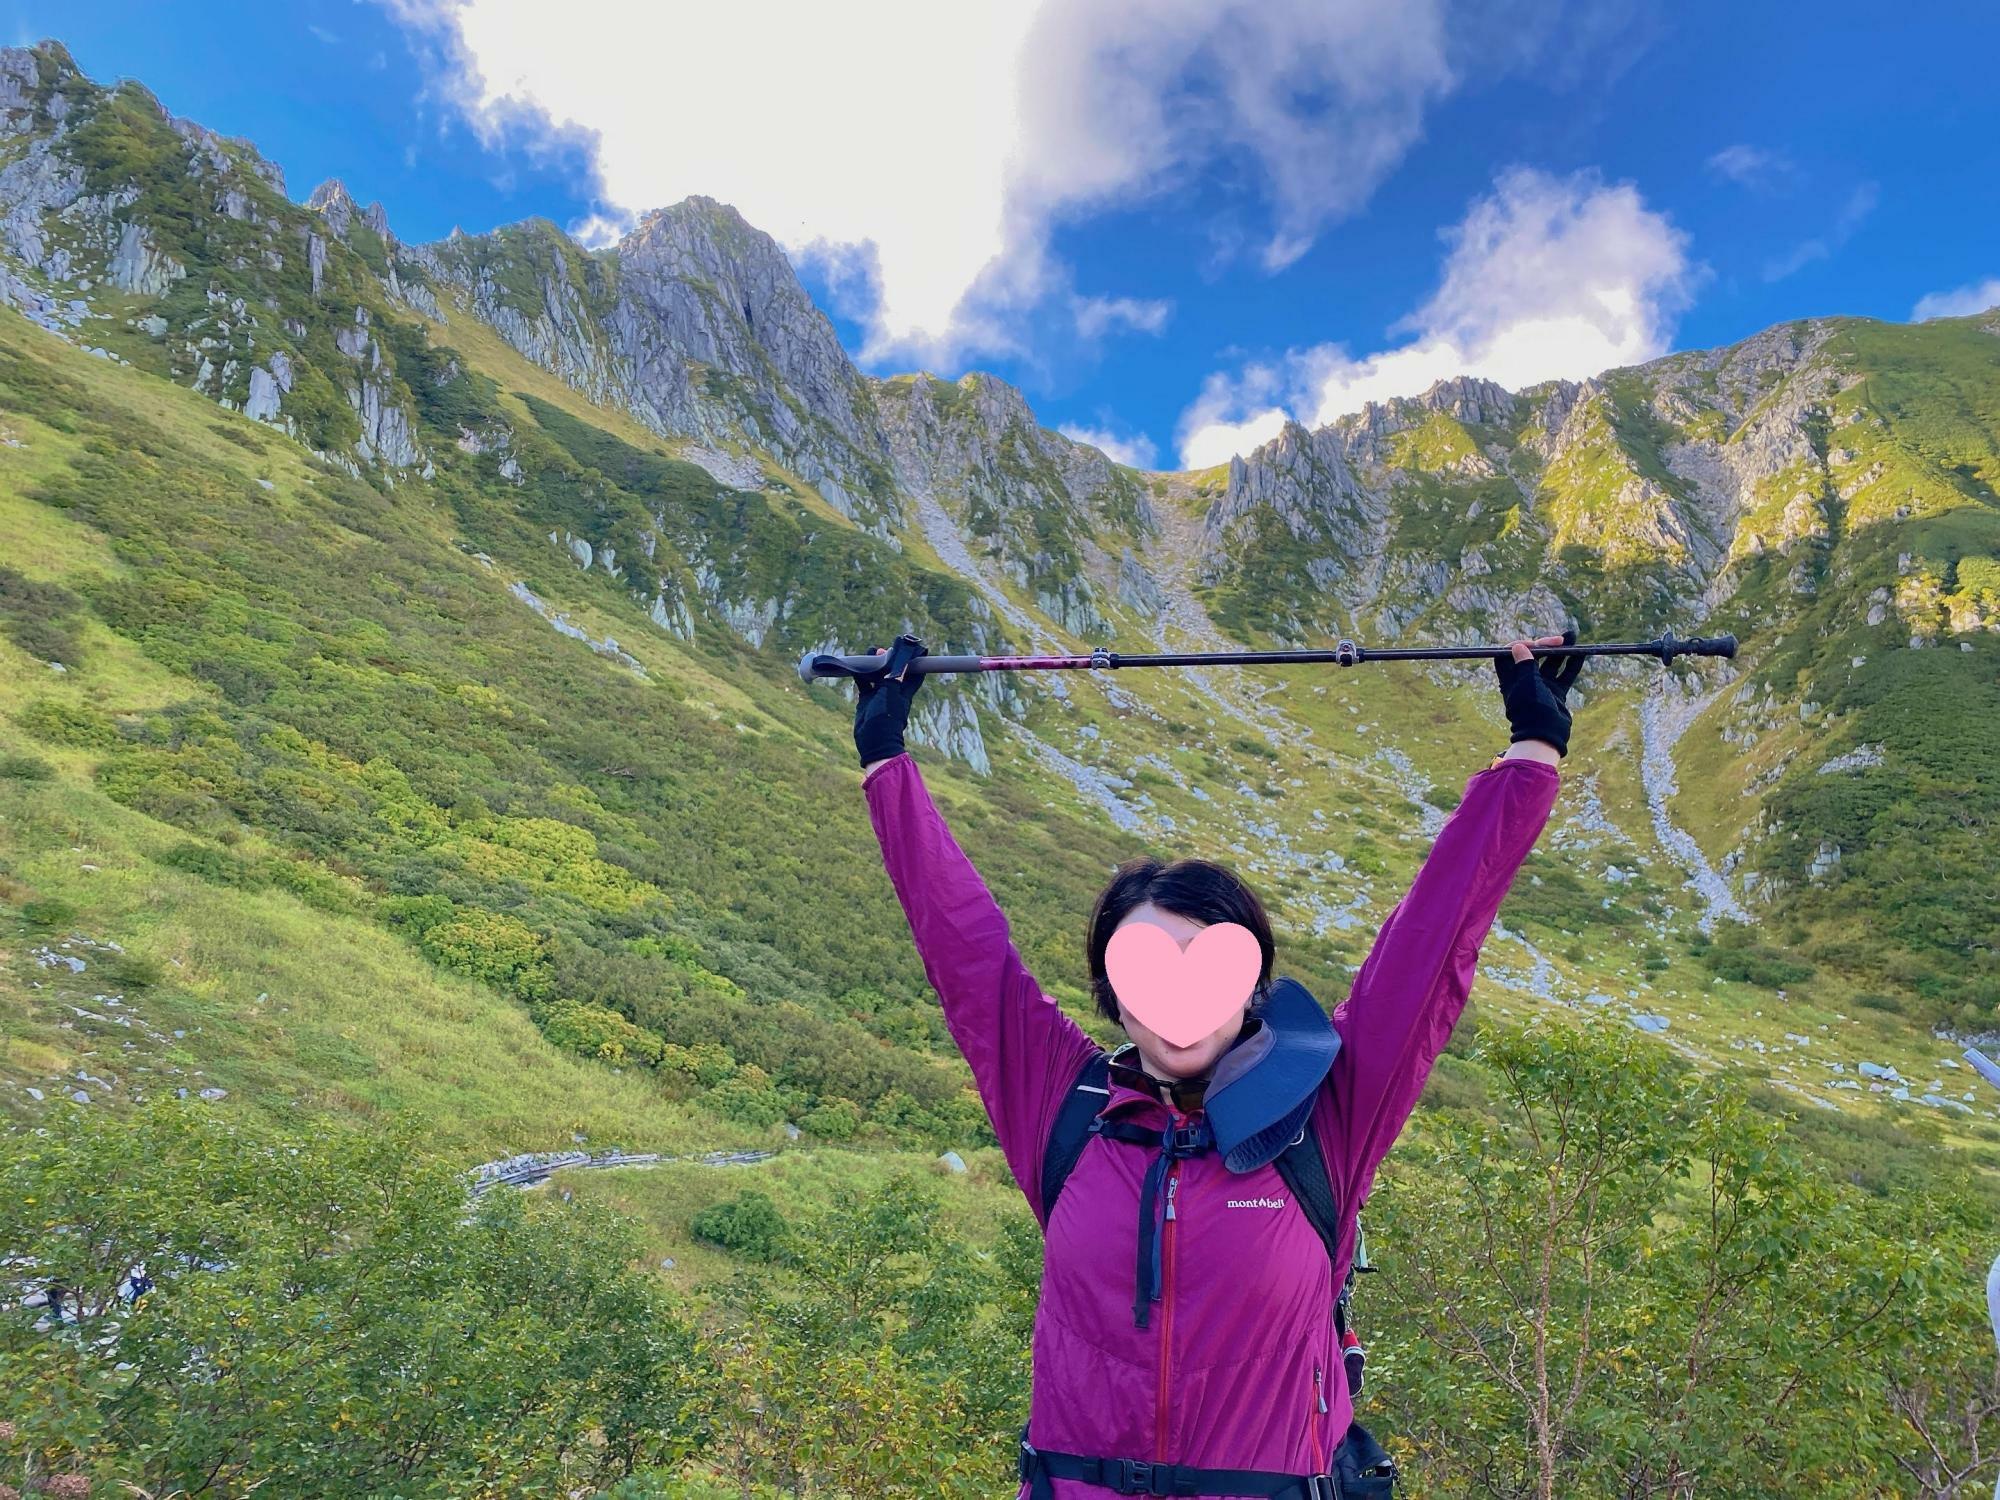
2,39,1998,1500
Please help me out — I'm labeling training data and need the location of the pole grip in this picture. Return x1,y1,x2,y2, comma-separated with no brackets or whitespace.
799,648,982,681
1673,634,1737,660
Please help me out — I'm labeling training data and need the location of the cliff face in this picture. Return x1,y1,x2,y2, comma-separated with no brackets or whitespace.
6,37,1993,681
408,199,907,534
1195,378,1564,643
0,39,1139,645
0,45,429,477
873,371,1155,640
1196,318,1997,651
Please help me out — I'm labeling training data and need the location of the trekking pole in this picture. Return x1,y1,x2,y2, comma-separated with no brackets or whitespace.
799,631,1737,683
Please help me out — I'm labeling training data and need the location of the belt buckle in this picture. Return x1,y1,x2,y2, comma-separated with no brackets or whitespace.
1309,1475,1340,1500
1118,1458,1154,1493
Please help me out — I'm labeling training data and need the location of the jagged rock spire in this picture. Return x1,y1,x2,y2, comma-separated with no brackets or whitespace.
308,177,358,239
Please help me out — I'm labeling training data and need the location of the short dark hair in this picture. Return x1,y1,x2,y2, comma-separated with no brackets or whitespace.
1085,856,1276,1026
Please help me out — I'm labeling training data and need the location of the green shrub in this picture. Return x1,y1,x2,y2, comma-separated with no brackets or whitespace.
419,907,555,1001
21,897,78,928
1346,835,1388,878
1502,854,1637,935
661,1041,739,1088
383,892,455,935
0,753,55,779
0,1098,710,1494
17,697,119,747
106,951,164,990
283,359,362,452
629,932,713,972
800,1096,864,1139
1691,927,1814,989
0,564,86,664
535,998,667,1067
159,840,252,885
706,1065,787,1126
261,856,363,914
690,1190,790,1261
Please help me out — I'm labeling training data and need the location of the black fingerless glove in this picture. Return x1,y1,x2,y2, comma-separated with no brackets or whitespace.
853,633,928,767
1493,628,1584,757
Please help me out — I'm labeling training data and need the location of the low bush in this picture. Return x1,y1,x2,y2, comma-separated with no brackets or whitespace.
20,898,77,929
16,699,118,748
691,1189,790,1261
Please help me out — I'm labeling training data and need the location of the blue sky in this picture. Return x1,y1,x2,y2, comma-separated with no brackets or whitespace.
18,1,2000,470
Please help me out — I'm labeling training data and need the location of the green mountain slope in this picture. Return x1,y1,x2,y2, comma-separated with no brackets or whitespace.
5,36,2000,1500
1197,323,2000,1026
2,36,1996,1153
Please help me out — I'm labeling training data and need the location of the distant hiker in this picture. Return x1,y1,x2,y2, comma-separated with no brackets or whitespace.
855,631,1579,1498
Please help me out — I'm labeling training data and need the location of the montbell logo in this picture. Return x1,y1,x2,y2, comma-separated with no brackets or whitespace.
1225,1196,1287,1210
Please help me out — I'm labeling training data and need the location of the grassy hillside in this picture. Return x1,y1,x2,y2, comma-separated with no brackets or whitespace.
1193,319,2000,1034
5,280,1990,1190
0,303,1147,1156
4,37,2000,1493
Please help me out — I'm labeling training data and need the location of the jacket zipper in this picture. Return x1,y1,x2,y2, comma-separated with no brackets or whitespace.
1310,1358,1327,1471
1155,1162,1180,1461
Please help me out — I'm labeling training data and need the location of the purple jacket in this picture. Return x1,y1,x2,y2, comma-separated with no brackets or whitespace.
863,750,1559,1496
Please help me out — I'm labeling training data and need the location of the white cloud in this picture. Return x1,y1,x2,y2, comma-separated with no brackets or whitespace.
376,0,1496,365
1176,167,1697,469
1762,181,1877,283
1706,144,1792,191
1913,277,2000,321
1057,423,1161,470
1175,367,1296,470
567,211,631,251
1073,294,1173,340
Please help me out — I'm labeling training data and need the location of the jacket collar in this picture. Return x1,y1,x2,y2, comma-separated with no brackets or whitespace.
1100,1078,1184,1127
1096,1050,1179,1124
1098,1027,1260,1125
1107,1044,1211,1113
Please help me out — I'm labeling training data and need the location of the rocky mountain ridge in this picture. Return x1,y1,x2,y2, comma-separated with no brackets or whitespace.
14,37,1984,678
1,38,1996,1029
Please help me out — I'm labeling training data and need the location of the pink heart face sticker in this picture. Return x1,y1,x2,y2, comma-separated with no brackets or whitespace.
1105,920,1261,1049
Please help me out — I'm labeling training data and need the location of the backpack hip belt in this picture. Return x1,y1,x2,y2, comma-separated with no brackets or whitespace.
1018,1423,1392,1499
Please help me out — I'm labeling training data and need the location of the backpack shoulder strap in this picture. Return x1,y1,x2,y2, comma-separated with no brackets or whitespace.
1039,1049,1110,1224
1276,1118,1378,1398
1272,1114,1342,1273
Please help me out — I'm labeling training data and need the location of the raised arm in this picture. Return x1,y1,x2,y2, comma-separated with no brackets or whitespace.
863,751,1102,1225
1316,630,1584,1242
1321,752,1559,1218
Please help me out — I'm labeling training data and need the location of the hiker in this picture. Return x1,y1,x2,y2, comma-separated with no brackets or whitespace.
855,632,1577,1498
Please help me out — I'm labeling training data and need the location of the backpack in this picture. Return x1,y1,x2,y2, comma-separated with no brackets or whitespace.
1039,1050,1397,1484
